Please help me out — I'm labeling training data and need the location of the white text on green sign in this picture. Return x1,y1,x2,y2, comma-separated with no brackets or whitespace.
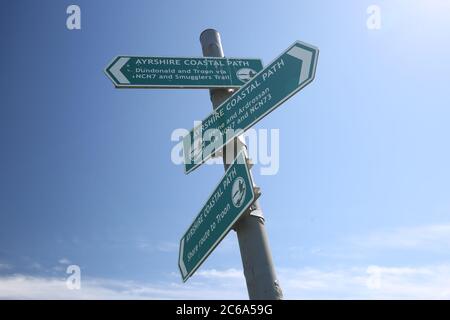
182,41,319,174
105,56,263,88
178,151,255,282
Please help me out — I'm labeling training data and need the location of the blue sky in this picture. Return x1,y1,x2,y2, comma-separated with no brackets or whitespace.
1,0,450,299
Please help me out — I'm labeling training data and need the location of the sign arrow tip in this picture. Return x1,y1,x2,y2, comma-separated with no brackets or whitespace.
179,238,188,281
109,57,130,85
287,43,317,85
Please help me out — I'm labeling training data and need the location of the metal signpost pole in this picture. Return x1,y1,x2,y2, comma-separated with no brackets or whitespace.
200,29,283,300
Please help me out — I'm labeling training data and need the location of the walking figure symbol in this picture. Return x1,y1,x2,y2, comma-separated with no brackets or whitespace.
231,177,246,208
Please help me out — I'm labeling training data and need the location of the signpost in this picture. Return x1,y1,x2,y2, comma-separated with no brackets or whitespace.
178,151,256,282
105,56,263,88
183,41,319,174
105,30,319,299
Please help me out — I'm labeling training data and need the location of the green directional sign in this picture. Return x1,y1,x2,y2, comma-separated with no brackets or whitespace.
183,41,319,174
179,151,255,282
104,56,263,88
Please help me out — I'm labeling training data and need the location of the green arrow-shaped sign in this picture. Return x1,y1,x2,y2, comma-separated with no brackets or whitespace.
104,56,263,88
179,151,255,282
183,41,319,174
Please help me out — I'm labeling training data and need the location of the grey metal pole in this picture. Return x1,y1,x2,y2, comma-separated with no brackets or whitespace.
200,29,283,300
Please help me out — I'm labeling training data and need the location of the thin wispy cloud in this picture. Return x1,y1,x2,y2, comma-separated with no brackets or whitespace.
155,242,179,253
352,223,450,252
1,264,450,299
0,263,11,271
278,265,450,299
309,222,450,261
0,274,246,300
29,263,42,270
137,241,179,253
196,268,244,280
362,265,450,299
58,258,71,265
3,223,450,299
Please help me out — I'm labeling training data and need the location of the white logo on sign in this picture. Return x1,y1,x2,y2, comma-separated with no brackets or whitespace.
236,68,257,83
231,177,246,208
